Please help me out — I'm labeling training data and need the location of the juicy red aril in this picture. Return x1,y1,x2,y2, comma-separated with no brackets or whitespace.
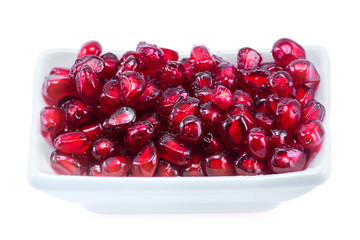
246,127,270,160
212,85,234,110
40,106,66,135
102,106,136,134
132,141,158,177
225,104,257,129
301,99,326,123
286,59,320,91
201,133,226,156
160,47,179,62
157,133,191,166
297,120,325,150
155,86,187,119
100,52,120,80
191,71,214,94
154,159,180,177
190,45,216,73
124,120,155,152
117,55,142,74
234,152,269,176
159,61,186,88
293,84,314,107
101,155,131,177
237,47,262,70
238,69,271,97
196,88,213,103
269,71,294,97
265,93,280,116
220,114,248,153
178,115,204,144
268,147,307,173
119,51,138,64
79,122,103,141
233,89,254,110
77,40,102,58
50,150,87,176
199,102,223,128
54,131,90,154
91,138,117,162
275,98,301,135
136,42,164,77
203,152,235,176
138,112,163,134
69,55,105,80
42,74,77,105
215,62,238,92
259,62,284,73
180,152,205,177
75,65,101,103
180,57,196,87
88,163,102,176
61,98,93,131
168,96,200,131
99,79,121,114
272,38,306,67
267,129,290,149
133,79,161,111
118,71,146,105
254,112,275,132
49,67,70,76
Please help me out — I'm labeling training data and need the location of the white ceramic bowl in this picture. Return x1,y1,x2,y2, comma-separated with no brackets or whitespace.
28,46,331,213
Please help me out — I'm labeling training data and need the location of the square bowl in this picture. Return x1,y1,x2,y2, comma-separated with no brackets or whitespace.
28,46,331,213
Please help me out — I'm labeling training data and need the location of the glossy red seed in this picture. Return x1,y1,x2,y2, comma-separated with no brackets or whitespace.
233,89,254,109
69,55,105,80
180,152,205,177
265,93,280,116
138,112,163,134
225,104,257,129
61,98,93,131
234,152,269,176
102,106,136,134
268,147,307,173
91,138,117,162
49,67,70,76
42,74,77,105
201,133,226,156
155,86,187,119
124,120,155,152
99,79,121,114
118,71,146,105
269,70,294,97
259,62,284,73
215,62,238,92
88,163,102,176
157,133,191,166
75,65,101,103
160,47,179,62
50,150,87,175
178,115,204,144
297,120,325,150
246,127,270,160
212,85,234,110
286,59,320,91
101,155,131,177
267,129,291,149
196,88,214,103
40,106,66,135
77,40,102,58
117,55,142,74
136,42,164,77
301,99,326,123
203,152,235,176
133,79,161,111
199,102,223,128
119,51,139,64
100,52,120,79
254,112,275,132
219,115,248,153
190,45,216,73
168,96,200,130
79,122,103,141
238,69,272,97
159,61,186,88
293,84,314,107
53,131,90,154
275,98,301,135
180,57,196,88
272,38,306,67
154,159,180,177
132,141,159,177
237,47,262,70
191,71,214,94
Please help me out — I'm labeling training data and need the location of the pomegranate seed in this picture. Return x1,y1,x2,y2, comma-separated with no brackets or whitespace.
267,129,291,149
237,47,262,70
99,79,121,114
253,97,270,114
272,38,306,67
157,133,191,166
88,163,102,176
133,79,161,111
117,55,142,74
269,70,294,97
268,147,307,173
275,98,301,135
75,65,102,103
265,93,280,116
212,54,230,65
40,106,66,135
238,69,272,97
154,159,180,177
190,45,216,73
132,141,159,177
234,152,269,176
203,152,235,176
155,86,187,119
100,52,120,79
91,138,117,162
212,85,234,110
159,61,186,88
61,98,93,131
101,155,131,177
77,40,102,58
254,112,275,132
136,42,164,77
42,74,77,105
160,47,179,62
138,112,163,134
79,122,103,141
53,131,90,154
69,55,105,80
196,88,214,103
301,99,326,123
293,84,314,107
199,102,224,128
286,59,320,91
180,57,196,88
259,62,284,73
168,96,200,131
233,89,254,109
118,71,146,105
116,141,127,155
178,115,204,144
119,51,138,64
297,120,325,150
50,150,87,175
201,133,226,156
102,106,136,134
220,115,248,153
225,104,257,129
49,67,70,76
180,152,205,177
191,71,214,94
246,127,270,160
214,62,238,91
124,120,155,152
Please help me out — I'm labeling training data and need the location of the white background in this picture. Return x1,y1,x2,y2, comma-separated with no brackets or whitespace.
1,0,359,239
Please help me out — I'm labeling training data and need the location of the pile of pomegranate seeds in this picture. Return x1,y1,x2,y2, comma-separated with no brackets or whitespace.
40,38,325,177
